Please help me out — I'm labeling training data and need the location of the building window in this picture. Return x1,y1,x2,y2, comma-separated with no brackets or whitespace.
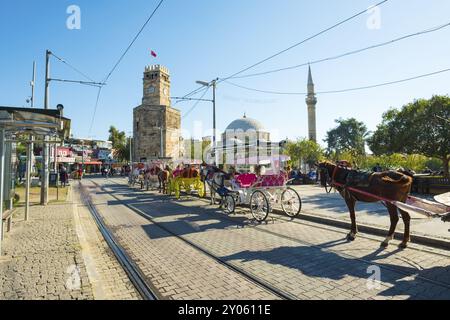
136,121,139,131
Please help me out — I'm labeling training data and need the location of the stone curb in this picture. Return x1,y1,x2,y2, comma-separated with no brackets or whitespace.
272,208,450,251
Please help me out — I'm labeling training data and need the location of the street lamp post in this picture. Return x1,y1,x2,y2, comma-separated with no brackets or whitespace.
129,136,132,165
196,79,218,165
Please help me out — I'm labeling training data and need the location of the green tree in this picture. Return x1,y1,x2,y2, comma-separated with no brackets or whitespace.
114,138,131,163
285,138,323,168
108,126,127,149
16,143,26,157
367,95,450,177
108,126,130,162
325,118,369,158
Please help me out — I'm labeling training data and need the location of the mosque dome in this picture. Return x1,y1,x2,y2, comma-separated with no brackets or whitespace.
225,114,265,132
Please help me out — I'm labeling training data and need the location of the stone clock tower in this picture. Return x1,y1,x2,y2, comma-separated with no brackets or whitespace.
133,65,181,161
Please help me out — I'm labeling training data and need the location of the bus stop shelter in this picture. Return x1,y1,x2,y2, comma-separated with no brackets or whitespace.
0,106,71,256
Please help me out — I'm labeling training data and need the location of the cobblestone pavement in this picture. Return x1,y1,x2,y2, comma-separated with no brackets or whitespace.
79,180,280,300
92,177,450,300
72,187,140,300
0,186,140,300
0,202,93,300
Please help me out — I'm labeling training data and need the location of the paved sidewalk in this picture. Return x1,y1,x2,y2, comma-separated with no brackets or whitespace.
290,185,450,241
0,186,139,300
0,202,93,300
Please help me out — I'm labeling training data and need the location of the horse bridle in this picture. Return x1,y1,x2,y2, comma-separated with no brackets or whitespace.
319,165,340,190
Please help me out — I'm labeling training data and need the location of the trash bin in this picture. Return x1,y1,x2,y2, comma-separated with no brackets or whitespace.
49,173,58,187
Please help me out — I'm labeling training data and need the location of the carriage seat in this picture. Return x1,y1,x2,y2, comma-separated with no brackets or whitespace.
172,169,183,178
255,174,287,187
346,170,373,188
235,174,258,188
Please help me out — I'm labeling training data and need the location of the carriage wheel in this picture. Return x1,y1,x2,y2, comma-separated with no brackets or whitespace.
198,182,206,198
175,183,181,199
281,188,302,217
167,180,174,196
250,190,270,222
224,195,236,215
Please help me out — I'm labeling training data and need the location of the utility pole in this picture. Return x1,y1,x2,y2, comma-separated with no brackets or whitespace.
0,129,5,256
41,50,51,205
25,137,33,221
28,61,36,214
129,136,132,164
82,140,85,176
44,50,50,109
195,78,219,165
212,80,217,165
31,61,36,108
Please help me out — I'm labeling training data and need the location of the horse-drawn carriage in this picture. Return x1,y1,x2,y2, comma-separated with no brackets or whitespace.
168,162,206,199
129,163,146,189
318,161,450,248
205,155,302,222
143,159,171,191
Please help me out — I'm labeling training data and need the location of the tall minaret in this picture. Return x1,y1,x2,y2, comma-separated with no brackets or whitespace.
306,65,317,142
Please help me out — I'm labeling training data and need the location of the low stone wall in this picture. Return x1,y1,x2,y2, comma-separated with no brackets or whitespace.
412,176,450,195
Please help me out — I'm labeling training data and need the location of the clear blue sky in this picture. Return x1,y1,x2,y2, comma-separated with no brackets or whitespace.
1,0,450,146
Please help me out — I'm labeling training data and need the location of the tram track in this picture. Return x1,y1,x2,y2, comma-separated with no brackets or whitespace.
101,177,450,294
85,179,295,300
78,182,160,300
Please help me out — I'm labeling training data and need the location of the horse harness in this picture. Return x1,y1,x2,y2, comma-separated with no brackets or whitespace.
328,165,375,202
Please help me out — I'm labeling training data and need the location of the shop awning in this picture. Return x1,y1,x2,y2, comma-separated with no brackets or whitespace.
83,161,102,165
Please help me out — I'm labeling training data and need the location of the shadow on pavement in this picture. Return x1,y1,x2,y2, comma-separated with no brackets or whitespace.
220,244,450,299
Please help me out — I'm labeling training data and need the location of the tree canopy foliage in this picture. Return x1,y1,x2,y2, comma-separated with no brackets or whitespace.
367,95,450,176
284,138,323,168
324,118,369,158
108,126,130,162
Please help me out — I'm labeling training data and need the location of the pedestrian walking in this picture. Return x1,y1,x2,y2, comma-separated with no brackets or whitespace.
59,166,67,187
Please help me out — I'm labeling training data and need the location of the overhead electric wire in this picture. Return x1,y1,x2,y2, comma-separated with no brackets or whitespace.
88,87,103,135
230,21,450,79
223,80,306,95
174,85,209,105
102,0,165,83
224,67,450,95
50,78,104,87
217,0,389,84
178,0,389,113
88,0,165,135
51,51,97,82
182,87,210,119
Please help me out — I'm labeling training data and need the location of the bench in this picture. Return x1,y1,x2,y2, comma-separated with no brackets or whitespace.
2,210,13,239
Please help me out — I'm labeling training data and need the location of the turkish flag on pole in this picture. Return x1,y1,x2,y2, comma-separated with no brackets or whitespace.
150,50,157,58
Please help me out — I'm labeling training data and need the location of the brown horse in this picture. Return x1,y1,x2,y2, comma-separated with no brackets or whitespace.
317,161,413,248
145,165,172,194
157,165,172,194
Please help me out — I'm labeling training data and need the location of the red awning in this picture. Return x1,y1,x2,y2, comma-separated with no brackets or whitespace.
83,161,103,165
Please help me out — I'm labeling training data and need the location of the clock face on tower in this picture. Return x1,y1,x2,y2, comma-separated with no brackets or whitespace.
146,86,155,95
